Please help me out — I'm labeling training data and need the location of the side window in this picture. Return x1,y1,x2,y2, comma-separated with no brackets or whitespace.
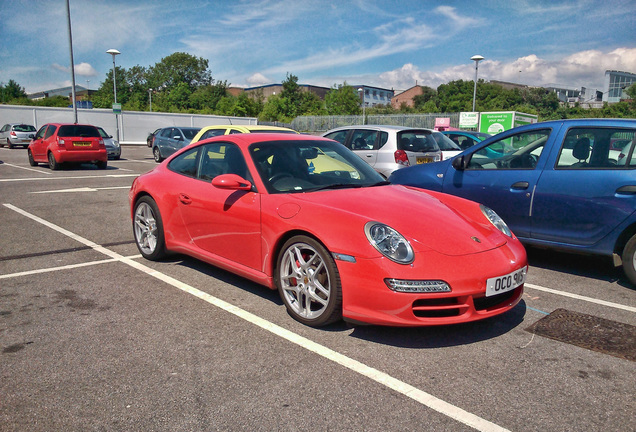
201,129,226,140
557,127,636,169
198,143,250,181
168,147,200,178
1,124,8,132
160,128,172,138
378,132,389,149
468,129,550,170
324,131,348,146
44,125,56,139
228,129,243,134
35,125,47,139
350,129,377,150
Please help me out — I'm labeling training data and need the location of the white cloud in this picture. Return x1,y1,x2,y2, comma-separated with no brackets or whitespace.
377,48,636,92
246,73,272,87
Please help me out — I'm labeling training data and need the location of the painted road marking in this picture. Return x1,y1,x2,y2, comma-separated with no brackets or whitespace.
0,162,52,174
31,186,131,194
0,174,139,182
0,255,141,279
525,283,636,313
2,202,510,432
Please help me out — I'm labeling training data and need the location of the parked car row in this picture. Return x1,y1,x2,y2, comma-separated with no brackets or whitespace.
149,124,298,163
322,125,461,178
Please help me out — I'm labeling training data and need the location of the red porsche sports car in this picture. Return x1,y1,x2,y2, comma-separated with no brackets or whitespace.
129,133,527,327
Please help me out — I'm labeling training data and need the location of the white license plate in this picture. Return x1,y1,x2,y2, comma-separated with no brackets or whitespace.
486,267,526,297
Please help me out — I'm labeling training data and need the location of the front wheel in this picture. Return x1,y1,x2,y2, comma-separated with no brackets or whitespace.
133,196,166,261
275,236,342,327
28,150,38,166
153,146,163,163
621,235,636,285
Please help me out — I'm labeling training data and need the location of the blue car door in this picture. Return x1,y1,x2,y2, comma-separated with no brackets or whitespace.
530,125,636,246
441,128,553,238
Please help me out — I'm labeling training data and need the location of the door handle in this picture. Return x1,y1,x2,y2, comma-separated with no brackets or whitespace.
616,185,636,195
179,193,192,205
511,181,529,190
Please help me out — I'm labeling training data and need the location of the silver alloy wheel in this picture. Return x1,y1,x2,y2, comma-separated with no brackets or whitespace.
134,201,159,255
279,242,331,320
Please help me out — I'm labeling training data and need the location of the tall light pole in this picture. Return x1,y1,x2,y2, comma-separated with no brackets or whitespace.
148,88,152,112
471,55,484,112
357,88,366,125
66,0,78,123
106,49,120,142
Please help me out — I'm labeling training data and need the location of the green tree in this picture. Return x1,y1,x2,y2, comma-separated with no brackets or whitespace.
147,52,212,93
325,82,361,115
412,86,436,110
1,79,27,102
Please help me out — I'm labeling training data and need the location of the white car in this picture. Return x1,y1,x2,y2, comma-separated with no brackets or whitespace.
323,125,456,178
0,123,36,149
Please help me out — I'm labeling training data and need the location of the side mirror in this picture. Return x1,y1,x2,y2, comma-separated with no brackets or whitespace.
452,155,469,171
212,174,252,191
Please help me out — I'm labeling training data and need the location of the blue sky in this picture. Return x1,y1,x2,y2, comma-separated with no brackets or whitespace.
1,0,635,95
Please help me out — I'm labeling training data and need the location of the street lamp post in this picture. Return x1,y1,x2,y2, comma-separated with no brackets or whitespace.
148,88,152,112
106,48,121,142
471,55,484,112
357,88,366,125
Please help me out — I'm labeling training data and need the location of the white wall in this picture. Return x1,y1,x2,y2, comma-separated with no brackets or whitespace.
0,105,257,145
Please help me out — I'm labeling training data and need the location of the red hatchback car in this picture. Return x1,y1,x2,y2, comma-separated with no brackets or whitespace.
129,133,527,327
28,123,108,170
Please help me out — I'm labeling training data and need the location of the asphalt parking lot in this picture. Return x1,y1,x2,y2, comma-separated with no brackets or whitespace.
1,144,634,432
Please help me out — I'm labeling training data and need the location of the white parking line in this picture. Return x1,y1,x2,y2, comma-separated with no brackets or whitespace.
0,174,138,182
0,255,141,279
525,283,636,313
0,162,52,174
2,202,510,432
31,186,132,194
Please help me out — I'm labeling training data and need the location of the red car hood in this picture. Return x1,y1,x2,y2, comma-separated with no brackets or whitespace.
290,184,508,257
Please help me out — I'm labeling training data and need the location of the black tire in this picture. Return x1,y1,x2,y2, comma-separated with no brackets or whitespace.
621,234,636,285
48,152,60,170
153,146,163,163
133,196,166,261
28,150,38,166
275,235,342,327
96,160,107,169
7,139,14,149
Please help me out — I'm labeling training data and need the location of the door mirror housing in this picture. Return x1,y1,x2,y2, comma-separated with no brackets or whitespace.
211,174,252,191
452,155,469,170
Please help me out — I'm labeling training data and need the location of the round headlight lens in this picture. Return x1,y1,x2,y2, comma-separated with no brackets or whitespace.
364,222,414,264
480,205,512,237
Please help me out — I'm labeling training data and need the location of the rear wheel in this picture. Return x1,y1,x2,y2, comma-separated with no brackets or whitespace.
7,139,14,149
275,236,342,327
621,234,636,285
153,146,163,163
48,152,60,170
133,196,166,261
96,160,107,169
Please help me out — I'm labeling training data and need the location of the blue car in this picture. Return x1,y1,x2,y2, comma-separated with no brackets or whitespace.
390,119,636,284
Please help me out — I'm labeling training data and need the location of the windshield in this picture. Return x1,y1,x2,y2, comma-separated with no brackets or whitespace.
250,139,385,194
182,128,200,140
432,132,461,150
96,127,110,138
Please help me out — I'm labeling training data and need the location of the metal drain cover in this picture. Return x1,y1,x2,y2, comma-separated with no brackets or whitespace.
525,308,636,361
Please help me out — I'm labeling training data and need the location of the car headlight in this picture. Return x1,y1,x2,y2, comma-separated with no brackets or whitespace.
364,222,414,264
480,205,512,237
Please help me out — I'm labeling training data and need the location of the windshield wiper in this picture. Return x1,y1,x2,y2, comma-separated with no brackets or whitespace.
309,181,389,192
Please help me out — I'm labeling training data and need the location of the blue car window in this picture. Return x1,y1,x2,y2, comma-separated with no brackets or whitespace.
557,128,636,169
469,129,550,170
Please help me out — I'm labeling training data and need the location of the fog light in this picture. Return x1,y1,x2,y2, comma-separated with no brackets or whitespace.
385,279,451,293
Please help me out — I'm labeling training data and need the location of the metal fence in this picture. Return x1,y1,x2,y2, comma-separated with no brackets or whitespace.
0,104,257,145
289,112,461,133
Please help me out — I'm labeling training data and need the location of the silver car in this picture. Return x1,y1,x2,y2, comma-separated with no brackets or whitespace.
152,126,200,162
323,125,452,178
0,123,36,149
96,127,121,160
